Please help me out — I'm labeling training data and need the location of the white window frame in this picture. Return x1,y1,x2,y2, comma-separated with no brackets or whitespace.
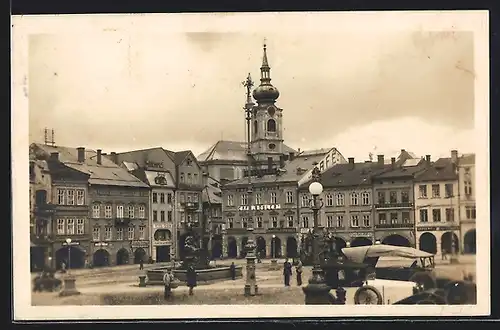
350,193,359,206
361,192,370,205
76,219,85,235
92,204,100,219
301,195,309,207
139,226,146,240
227,217,234,228
128,205,135,218
271,216,278,228
336,193,345,206
286,191,294,204
270,192,277,204
127,227,135,240
76,189,85,205
116,228,124,240
419,209,428,223
227,194,234,206
336,215,343,228
57,189,65,205
327,215,334,228
256,216,263,228
362,215,370,227
139,205,145,219
241,194,248,205
301,216,309,228
104,227,112,241
255,193,262,205
419,185,428,198
326,194,334,206
350,215,359,227
57,219,65,235
67,190,75,205
105,204,112,218
287,215,294,227
92,226,100,241
66,218,75,235
117,205,124,218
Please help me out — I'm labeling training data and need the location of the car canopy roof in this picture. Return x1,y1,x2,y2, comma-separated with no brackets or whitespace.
341,244,435,264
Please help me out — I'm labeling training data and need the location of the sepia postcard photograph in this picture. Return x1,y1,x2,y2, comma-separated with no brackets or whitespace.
11,10,490,320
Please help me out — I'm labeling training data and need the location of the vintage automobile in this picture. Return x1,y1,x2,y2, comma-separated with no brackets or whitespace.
341,244,439,290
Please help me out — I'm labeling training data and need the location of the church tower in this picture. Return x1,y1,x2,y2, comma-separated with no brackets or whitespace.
250,43,284,163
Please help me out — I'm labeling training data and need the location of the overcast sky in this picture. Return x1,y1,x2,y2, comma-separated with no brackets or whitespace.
28,28,475,161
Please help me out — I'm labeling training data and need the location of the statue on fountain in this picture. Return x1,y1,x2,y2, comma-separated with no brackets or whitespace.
181,234,210,269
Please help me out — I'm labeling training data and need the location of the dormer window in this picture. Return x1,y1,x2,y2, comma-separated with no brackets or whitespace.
186,158,193,166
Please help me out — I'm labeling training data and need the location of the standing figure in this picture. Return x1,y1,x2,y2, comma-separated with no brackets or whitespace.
139,258,144,270
283,259,292,286
163,269,174,300
186,265,197,295
295,259,303,286
230,262,236,280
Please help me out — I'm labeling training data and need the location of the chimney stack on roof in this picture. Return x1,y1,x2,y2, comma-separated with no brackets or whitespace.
110,152,118,164
391,157,396,167
77,147,85,163
348,157,355,170
97,149,102,165
401,149,406,153
289,152,295,161
267,157,273,172
377,154,384,167
49,152,59,162
451,150,458,164
425,155,431,164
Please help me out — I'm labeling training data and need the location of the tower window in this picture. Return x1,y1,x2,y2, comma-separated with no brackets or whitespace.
267,119,276,132
268,143,276,150
253,120,258,134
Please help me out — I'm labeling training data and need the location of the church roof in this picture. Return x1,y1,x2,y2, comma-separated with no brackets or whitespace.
197,140,297,163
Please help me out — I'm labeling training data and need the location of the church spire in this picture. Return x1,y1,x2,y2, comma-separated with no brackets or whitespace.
253,40,280,103
259,41,272,85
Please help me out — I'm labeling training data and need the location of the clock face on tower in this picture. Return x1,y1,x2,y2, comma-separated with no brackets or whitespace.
267,106,276,117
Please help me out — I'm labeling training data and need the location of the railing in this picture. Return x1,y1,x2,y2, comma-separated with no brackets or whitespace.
375,223,414,229
182,202,200,211
34,203,56,214
374,202,413,209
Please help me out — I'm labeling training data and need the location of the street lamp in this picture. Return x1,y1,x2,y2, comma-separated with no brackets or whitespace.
66,238,72,275
302,166,332,304
269,234,279,270
59,237,80,297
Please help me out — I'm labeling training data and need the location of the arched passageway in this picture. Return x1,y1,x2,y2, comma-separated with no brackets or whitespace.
227,236,237,258
350,237,373,247
441,232,460,254
116,248,130,265
134,248,146,264
286,237,298,258
464,229,476,254
55,246,86,269
240,237,249,258
92,249,110,268
256,236,266,259
419,232,437,254
211,239,223,259
382,234,411,247
271,236,282,258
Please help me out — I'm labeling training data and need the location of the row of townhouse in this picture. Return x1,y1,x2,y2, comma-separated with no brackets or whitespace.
220,150,476,259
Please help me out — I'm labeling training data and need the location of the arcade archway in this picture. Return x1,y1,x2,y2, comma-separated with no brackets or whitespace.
240,237,248,258
271,236,282,258
286,237,298,258
332,237,347,254
256,236,266,258
211,239,223,259
227,236,237,258
441,232,460,254
382,234,411,247
464,229,476,254
351,237,373,247
134,248,146,264
92,249,110,268
419,233,437,254
55,246,85,269
116,248,130,265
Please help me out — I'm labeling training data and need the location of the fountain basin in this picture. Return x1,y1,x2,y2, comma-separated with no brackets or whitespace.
146,265,243,285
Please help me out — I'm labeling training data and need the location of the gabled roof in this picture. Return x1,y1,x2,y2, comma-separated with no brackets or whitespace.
197,140,297,163
117,147,199,168
173,150,192,166
414,158,458,182
30,143,149,188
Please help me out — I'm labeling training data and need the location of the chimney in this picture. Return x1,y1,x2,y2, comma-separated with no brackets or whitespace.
96,149,102,165
391,157,396,168
377,154,384,167
49,152,59,162
425,155,431,164
289,152,295,161
279,155,285,168
348,157,355,169
267,157,273,171
110,152,118,164
451,150,458,164
401,149,406,153
77,147,85,162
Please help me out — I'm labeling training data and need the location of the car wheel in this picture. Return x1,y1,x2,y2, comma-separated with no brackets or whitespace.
409,272,437,290
354,285,383,305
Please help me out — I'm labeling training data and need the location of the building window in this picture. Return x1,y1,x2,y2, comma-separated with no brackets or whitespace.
127,227,134,240
92,226,100,241
167,193,173,204
161,211,165,222
160,193,165,204
336,193,345,206
271,216,278,228
349,193,358,206
464,180,473,195
153,193,158,203
336,215,344,228
279,219,285,228
76,189,85,205
390,213,398,224
57,189,65,205
389,191,397,203
465,206,476,219
445,208,455,222
76,219,85,235
241,194,248,205
378,213,387,225
153,210,158,222
326,194,334,206
445,184,454,198
187,173,192,184
194,173,198,184
105,204,112,218
57,219,65,235
179,193,185,203
420,209,428,223
257,217,263,228
378,191,385,204
227,217,234,229
117,205,124,218
401,191,409,203
270,192,277,204
362,215,370,227
267,119,277,132
301,216,309,228
116,228,124,240
255,193,262,205
92,204,100,218
67,190,75,205
432,209,441,222
402,212,410,224
227,194,234,206
128,205,135,218
287,216,294,227
104,227,112,240
242,218,248,228
168,211,173,222
419,185,428,198
350,215,359,227
139,205,145,219
139,226,146,240
432,184,440,198
286,191,294,204
327,215,334,228
180,173,185,182
361,192,370,205
301,195,309,207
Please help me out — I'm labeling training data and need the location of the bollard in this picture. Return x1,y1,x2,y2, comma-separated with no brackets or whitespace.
335,287,346,305
138,275,147,287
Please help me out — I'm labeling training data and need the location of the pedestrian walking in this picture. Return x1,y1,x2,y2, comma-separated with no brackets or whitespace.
139,258,144,270
441,249,447,261
283,259,292,286
295,259,303,286
230,262,236,280
163,270,174,300
186,265,197,295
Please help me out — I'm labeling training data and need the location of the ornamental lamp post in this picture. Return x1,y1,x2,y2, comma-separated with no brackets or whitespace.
66,238,72,274
269,234,279,270
302,165,332,304
59,237,80,297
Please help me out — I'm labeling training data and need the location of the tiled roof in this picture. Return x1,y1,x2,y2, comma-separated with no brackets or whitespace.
117,147,196,167
197,140,297,162
373,162,426,180
459,153,475,165
414,158,458,182
173,150,191,165
30,143,149,188
202,176,222,204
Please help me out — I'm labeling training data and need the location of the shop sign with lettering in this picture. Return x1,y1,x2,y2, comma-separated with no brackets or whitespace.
131,240,150,248
153,222,172,229
238,205,281,211
349,232,373,238
417,226,460,232
94,242,109,247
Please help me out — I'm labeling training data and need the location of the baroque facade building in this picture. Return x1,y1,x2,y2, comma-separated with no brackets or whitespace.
457,152,476,254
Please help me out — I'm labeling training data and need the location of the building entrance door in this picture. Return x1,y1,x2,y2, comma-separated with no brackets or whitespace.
156,245,171,262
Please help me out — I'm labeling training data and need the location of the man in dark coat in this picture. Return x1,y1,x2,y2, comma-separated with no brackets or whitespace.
230,262,236,280
186,265,197,295
283,259,292,286
295,259,303,286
